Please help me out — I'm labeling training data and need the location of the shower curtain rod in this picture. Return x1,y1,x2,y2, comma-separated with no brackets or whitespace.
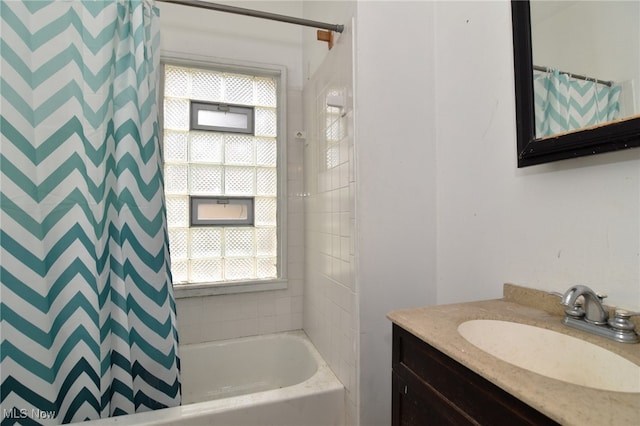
157,0,344,33
533,65,613,87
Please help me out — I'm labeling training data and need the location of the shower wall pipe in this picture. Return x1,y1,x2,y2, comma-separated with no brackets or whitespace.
157,0,345,33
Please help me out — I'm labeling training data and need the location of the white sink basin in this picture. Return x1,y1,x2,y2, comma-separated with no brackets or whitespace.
457,319,640,393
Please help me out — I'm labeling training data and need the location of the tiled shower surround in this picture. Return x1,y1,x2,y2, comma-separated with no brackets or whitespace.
175,88,306,344
172,20,357,426
303,25,358,426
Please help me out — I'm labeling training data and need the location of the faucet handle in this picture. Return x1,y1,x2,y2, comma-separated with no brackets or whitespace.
608,309,639,332
613,309,640,319
596,293,607,302
608,309,640,343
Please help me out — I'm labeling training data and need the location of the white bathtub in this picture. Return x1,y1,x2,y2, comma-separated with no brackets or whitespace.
85,331,345,426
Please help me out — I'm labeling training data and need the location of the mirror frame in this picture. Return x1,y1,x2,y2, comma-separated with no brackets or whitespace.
511,1,640,167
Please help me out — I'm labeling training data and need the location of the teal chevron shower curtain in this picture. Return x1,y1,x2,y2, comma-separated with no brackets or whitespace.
533,69,622,138
0,1,180,424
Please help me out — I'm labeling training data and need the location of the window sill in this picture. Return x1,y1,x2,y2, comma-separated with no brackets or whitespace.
173,279,287,298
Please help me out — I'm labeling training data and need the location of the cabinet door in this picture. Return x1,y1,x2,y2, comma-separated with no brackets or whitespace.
392,325,558,426
392,370,475,426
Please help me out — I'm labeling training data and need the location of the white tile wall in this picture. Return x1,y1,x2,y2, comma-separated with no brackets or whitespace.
303,22,358,426
175,89,305,344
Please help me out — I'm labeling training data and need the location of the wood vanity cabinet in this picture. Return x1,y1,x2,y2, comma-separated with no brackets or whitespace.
392,324,559,426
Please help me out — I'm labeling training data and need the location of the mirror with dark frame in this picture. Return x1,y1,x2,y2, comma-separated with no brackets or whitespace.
511,0,640,167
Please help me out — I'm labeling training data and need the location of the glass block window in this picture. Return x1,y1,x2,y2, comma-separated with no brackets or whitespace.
163,64,279,284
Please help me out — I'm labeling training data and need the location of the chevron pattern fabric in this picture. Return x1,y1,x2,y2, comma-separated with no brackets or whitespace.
0,1,180,424
534,69,622,138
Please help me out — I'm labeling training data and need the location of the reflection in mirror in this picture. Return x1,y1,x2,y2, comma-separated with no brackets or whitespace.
529,1,639,140
511,0,640,167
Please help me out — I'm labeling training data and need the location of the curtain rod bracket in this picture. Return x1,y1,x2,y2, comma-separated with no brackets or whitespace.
316,30,334,50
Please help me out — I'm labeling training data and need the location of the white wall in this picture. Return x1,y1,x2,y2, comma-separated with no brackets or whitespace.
354,2,437,425
158,1,307,344
435,1,640,310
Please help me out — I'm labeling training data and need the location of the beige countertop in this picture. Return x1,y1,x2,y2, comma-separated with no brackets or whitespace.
387,284,640,426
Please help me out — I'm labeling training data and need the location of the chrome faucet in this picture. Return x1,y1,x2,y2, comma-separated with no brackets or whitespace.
559,285,639,344
561,284,609,324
